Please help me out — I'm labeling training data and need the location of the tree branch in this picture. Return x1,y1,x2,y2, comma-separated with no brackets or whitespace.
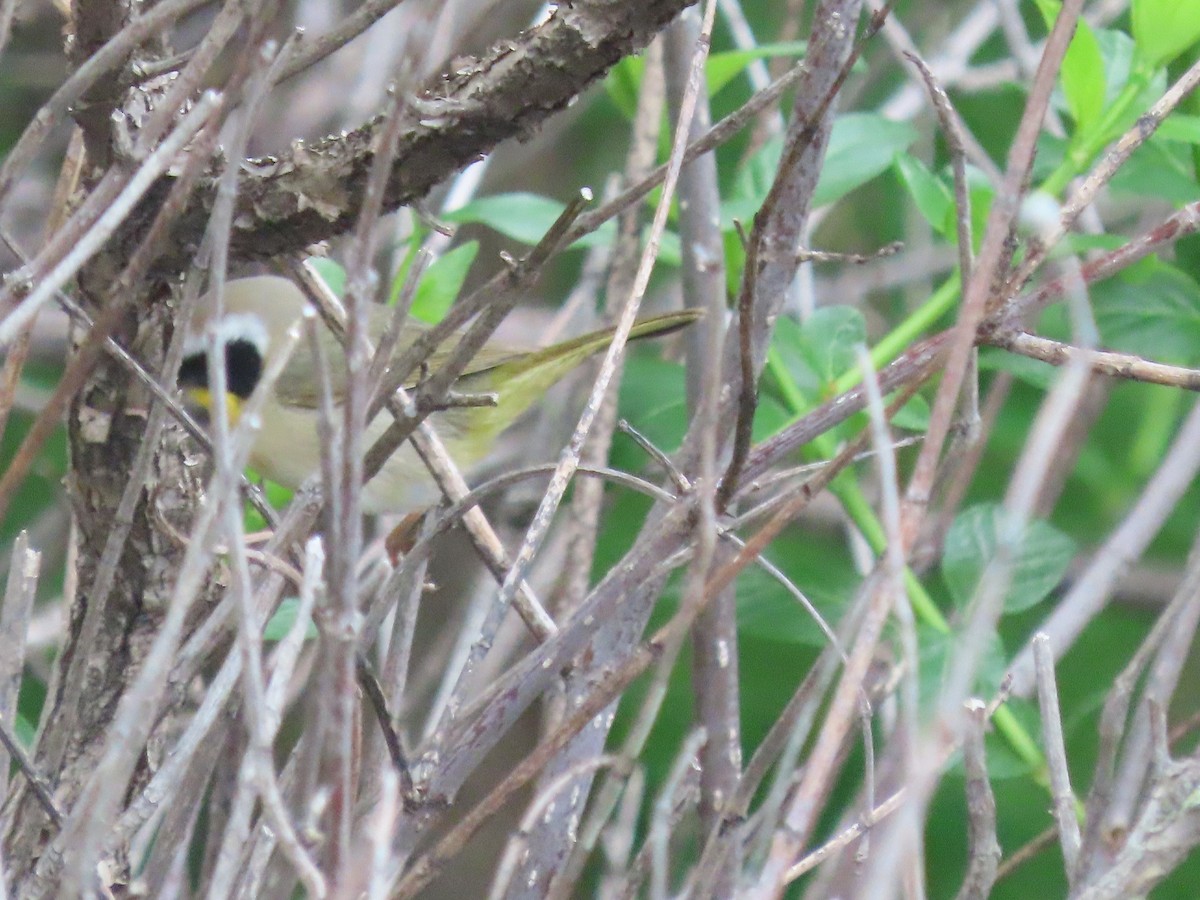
131,0,701,270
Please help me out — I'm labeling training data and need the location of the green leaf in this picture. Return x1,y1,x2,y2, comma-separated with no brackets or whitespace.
446,193,615,249
978,347,1059,391
800,306,867,385
407,241,479,324
613,355,690,466
1091,29,1168,140
731,531,858,647
814,114,920,207
941,504,1075,613
307,257,346,297
1151,112,1200,143
1133,0,1200,68
983,698,1045,779
1092,262,1200,365
1034,0,1106,131
614,355,790,469
307,246,481,325
771,307,867,397
893,153,953,236
646,226,683,268
941,166,995,252
13,712,35,747
608,44,811,118
445,193,561,244
723,138,780,224
1095,29,1147,106
1061,18,1106,132
243,473,295,532
706,43,808,97
751,393,794,443
1109,139,1200,204
605,55,643,119
264,598,317,642
725,114,918,223
891,392,930,432
1,408,67,544
917,623,1008,712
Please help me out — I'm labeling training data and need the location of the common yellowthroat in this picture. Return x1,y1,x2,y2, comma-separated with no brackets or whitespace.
178,276,699,514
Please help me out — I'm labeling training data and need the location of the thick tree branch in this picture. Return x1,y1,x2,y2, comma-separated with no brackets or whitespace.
133,0,700,270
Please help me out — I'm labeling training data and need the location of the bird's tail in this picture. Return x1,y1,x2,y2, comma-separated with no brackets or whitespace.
460,309,703,443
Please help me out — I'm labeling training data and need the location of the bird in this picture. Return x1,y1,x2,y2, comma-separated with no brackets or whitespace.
178,275,700,517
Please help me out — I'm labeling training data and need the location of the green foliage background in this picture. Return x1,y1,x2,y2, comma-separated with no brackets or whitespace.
5,0,1200,895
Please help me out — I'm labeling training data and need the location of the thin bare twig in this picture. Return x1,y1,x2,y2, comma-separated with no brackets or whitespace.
986,330,1200,391
900,0,1085,549
509,41,668,896
905,52,974,283
559,35,665,619
0,315,37,454
276,0,416,82
784,789,907,883
486,755,625,900
54,314,302,896
1007,55,1200,295
489,6,715,634
1031,635,1081,879
0,532,39,796
0,89,221,347
954,700,1000,900
649,728,707,900
0,713,61,830
717,0,892,507
1007,399,1200,697
857,342,909,874
1098,529,1200,857
0,0,212,206
562,59,812,249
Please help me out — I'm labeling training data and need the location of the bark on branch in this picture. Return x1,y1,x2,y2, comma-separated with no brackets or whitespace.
137,0,699,270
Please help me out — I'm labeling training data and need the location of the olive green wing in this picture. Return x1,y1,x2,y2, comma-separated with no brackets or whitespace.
271,324,351,410
270,308,699,412
271,315,523,410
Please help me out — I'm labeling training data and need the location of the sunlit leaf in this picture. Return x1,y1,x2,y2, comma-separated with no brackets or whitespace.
1060,16,1106,132
1132,0,1200,68
1034,0,1106,131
